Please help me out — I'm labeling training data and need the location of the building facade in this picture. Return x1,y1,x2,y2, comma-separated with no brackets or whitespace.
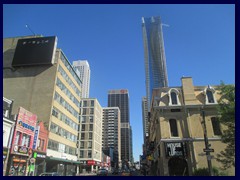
78,98,102,173
142,97,149,144
142,16,169,111
3,97,15,176
3,35,82,175
147,77,235,176
108,89,132,166
102,107,121,168
72,60,90,98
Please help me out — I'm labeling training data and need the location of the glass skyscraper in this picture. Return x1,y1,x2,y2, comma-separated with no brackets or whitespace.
142,16,169,111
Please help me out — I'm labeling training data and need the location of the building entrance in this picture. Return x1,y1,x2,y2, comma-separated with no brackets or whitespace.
168,157,188,176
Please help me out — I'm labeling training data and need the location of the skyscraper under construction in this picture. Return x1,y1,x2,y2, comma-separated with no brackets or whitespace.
142,16,169,111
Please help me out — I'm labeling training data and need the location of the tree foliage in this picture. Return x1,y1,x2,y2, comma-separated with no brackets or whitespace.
216,82,235,169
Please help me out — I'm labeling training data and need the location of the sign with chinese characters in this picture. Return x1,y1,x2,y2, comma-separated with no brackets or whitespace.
165,142,187,158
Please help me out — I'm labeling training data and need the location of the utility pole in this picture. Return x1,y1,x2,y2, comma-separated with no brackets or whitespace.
201,108,213,176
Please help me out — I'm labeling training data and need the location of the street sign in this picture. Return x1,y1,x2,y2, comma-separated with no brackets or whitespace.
203,148,214,152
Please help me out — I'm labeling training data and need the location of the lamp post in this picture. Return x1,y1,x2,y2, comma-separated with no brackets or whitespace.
201,108,213,176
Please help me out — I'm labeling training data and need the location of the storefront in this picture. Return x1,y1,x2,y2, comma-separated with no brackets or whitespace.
46,156,80,176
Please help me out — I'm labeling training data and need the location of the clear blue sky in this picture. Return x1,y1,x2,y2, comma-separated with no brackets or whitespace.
3,4,235,162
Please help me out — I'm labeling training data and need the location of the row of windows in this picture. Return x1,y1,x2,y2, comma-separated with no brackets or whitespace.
79,141,92,149
80,132,93,140
52,106,78,131
169,117,222,137
54,92,79,119
167,88,216,106
60,52,81,86
81,124,93,131
56,78,80,107
48,139,76,155
50,122,77,142
79,150,92,158
80,108,94,115
58,65,81,97
81,100,95,107
80,116,94,123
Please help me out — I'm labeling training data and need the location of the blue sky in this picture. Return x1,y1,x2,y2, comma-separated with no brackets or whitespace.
3,4,235,162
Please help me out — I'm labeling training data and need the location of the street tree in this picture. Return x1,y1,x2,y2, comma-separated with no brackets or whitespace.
216,82,235,169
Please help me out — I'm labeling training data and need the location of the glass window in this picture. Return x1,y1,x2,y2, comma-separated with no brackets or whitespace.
80,141,84,148
211,117,222,136
80,150,84,158
89,116,93,123
90,108,94,115
88,150,92,158
88,141,92,148
207,90,215,103
171,92,178,105
81,133,85,140
90,100,94,107
89,132,92,140
81,124,85,131
169,119,178,137
83,101,88,107
89,124,93,131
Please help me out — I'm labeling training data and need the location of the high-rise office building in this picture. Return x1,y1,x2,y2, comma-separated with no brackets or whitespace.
142,16,169,111
108,89,132,165
102,107,121,167
73,60,91,98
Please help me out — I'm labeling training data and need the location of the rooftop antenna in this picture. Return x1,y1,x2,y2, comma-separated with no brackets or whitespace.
25,24,36,36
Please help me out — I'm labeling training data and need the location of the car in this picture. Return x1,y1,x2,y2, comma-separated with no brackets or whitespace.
112,169,119,175
39,172,60,176
121,169,131,176
97,168,108,176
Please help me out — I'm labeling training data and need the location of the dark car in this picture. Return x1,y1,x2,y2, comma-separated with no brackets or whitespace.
97,168,108,176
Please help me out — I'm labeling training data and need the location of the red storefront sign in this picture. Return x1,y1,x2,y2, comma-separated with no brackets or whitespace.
87,160,95,165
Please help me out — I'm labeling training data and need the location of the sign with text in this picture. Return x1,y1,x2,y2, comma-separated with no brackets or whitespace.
165,142,186,158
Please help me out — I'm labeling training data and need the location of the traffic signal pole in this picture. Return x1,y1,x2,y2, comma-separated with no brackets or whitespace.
201,108,213,176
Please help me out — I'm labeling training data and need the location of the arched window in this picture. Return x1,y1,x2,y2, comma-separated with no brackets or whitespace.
171,92,178,105
206,90,215,103
169,119,178,137
203,86,216,104
168,89,180,106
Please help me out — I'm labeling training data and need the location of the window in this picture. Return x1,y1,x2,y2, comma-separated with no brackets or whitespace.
81,116,86,123
21,134,31,147
82,108,87,115
169,119,178,137
80,150,84,158
81,124,85,131
90,108,94,115
89,132,92,140
90,100,94,107
89,124,93,131
168,89,180,106
80,141,84,148
88,150,92,158
207,90,215,103
171,92,178,105
83,101,87,107
81,133,85,140
211,117,222,136
88,141,92,148
89,116,93,123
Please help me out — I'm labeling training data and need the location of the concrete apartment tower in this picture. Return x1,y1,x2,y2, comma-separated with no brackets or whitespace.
108,89,133,167
3,35,82,176
102,107,121,168
72,60,91,98
78,98,102,173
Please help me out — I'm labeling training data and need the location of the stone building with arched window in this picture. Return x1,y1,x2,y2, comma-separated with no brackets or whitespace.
147,77,235,176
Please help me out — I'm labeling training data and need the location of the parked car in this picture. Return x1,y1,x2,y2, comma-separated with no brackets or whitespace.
121,169,131,176
39,172,60,176
97,168,108,176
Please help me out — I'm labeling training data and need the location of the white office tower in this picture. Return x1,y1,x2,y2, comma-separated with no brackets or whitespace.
73,60,91,98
